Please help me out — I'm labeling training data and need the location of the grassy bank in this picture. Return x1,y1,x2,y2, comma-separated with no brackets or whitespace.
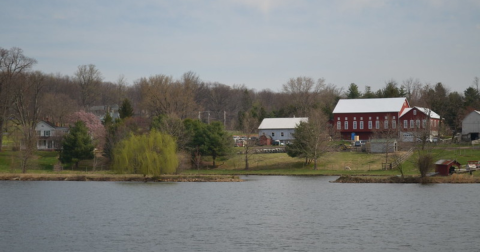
0,173,242,182
1,145,479,182
334,174,480,183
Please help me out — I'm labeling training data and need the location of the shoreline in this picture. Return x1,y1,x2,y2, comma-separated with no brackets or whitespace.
0,173,243,182
333,174,480,183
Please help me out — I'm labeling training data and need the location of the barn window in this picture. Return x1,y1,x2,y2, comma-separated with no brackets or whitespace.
413,110,417,116
392,120,396,129
404,120,408,129
422,120,426,128
375,121,380,129
353,121,357,129
368,121,372,129
272,132,275,137
337,121,341,130
384,120,388,129
281,132,284,137
416,120,421,128
360,121,364,129
344,121,348,130
410,120,414,128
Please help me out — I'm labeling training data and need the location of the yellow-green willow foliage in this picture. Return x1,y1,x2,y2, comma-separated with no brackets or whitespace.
113,130,178,176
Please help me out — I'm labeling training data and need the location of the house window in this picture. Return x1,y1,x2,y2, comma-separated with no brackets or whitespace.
375,121,380,129
410,120,414,128
404,120,408,129
337,121,341,129
281,132,284,137
392,120,396,129
416,120,420,128
384,120,388,129
272,132,275,137
360,121,364,129
353,121,357,130
368,121,372,129
344,121,348,130
36,130,41,136
44,131,50,137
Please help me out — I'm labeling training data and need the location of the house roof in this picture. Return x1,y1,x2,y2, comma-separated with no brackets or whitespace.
332,97,408,114
435,159,461,166
36,120,68,130
400,106,441,119
258,117,308,130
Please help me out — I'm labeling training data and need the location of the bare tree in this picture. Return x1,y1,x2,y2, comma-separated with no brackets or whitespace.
136,74,199,119
0,47,37,151
282,77,325,116
371,114,399,169
402,78,423,106
11,71,45,172
74,64,103,109
240,111,259,170
286,110,330,170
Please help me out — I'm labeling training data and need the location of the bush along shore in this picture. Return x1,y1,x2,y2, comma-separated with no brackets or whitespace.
334,174,480,183
0,173,242,182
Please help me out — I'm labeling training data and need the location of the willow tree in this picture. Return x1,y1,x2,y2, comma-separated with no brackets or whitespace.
113,130,178,176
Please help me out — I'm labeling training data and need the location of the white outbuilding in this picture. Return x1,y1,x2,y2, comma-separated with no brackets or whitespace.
258,117,308,144
462,110,480,141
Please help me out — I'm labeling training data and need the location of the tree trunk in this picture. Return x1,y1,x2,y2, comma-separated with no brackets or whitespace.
0,118,4,151
244,151,249,170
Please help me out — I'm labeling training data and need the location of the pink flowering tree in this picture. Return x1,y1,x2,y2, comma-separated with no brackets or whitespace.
67,110,106,149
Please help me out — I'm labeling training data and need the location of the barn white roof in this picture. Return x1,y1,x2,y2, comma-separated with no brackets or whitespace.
401,107,441,119
333,98,408,114
258,117,308,130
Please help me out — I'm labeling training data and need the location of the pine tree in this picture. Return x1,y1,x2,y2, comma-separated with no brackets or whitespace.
59,121,95,169
119,98,134,119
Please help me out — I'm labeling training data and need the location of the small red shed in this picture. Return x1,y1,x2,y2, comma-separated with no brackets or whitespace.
435,159,462,176
258,134,272,146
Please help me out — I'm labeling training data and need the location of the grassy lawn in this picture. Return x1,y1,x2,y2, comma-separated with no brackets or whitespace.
182,148,417,176
2,144,480,177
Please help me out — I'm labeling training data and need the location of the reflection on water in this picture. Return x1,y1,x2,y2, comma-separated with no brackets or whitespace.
1,176,479,252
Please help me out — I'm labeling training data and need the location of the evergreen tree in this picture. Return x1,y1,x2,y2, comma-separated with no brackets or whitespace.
346,83,361,99
184,119,233,168
103,111,113,126
119,98,134,119
59,121,95,169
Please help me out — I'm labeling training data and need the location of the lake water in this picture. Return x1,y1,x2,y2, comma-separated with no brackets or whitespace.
1,176,479,252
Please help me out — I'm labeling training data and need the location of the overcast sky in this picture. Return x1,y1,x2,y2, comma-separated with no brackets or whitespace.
1,0,479,93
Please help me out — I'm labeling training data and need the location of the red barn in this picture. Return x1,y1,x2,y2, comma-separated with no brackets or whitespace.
399,106,441,142
332,97,410,140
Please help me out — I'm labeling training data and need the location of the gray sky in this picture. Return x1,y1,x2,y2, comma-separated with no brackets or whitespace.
1,0,479,93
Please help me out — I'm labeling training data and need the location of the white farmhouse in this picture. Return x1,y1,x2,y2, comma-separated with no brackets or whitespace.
35,120,68,150
462,110,480,141
258,117,308,144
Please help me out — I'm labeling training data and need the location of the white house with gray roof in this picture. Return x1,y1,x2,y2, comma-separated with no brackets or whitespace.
258,117,308,144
